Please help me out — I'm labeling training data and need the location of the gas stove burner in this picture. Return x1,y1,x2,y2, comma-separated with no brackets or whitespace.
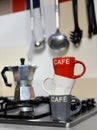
0,96,96,128
19,110,34,117
19,106,34,113
1,96,50,119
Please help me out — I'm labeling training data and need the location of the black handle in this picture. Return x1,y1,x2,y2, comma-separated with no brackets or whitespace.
20,58,25,65
86,0,93,37
1,67,12,87
72,0,79,30
90,0,97,35
33,0,40,8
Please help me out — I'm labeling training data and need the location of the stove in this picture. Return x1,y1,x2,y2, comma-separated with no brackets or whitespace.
0,96,96,128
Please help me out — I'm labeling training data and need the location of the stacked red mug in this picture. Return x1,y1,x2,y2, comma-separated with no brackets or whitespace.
53,56,86,79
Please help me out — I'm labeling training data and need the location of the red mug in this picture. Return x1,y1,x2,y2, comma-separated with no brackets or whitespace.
53,57,86,79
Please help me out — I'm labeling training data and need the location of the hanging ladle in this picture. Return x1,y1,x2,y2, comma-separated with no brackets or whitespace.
48,0,69,52
30,0,45,51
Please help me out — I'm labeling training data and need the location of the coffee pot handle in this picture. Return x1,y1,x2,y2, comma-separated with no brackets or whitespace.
1,67,12,87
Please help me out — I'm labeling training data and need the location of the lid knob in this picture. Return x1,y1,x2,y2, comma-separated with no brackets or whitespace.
20,58,25,65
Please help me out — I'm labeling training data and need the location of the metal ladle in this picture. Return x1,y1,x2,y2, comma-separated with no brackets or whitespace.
30,0,45,51
48,0,69,52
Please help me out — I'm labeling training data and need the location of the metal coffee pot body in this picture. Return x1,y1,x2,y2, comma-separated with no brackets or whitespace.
1,58,37,101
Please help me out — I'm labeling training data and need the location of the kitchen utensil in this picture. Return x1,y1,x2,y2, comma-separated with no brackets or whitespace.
90,0,97,35
1,58,37,102
27,0,36,62
70,0,83,47
36,0,46,48
86,0,97,38
48,0,69,52
28,0,45,62
30,0,45,51
86,0,93,38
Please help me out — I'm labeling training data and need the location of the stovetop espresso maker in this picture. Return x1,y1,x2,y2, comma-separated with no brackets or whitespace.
1,58,37,102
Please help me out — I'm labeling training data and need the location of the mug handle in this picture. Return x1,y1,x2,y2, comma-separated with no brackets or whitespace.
42,77,53,95
70,96,82,116
74,60,86,79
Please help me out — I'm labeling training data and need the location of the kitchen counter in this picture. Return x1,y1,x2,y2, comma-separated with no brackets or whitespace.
0,114,97,130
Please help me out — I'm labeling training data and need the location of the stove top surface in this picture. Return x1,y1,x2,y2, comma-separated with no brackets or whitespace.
0,96,96,128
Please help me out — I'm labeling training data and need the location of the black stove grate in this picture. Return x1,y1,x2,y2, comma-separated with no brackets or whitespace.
0,96,96,128
0,96,96,122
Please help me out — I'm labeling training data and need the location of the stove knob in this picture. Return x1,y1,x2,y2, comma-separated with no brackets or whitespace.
81,100,88,112
86,99,93,109
71,102,78,111
20,58,25,65
71,98,81,111
85,98,96,110
90,98,96,107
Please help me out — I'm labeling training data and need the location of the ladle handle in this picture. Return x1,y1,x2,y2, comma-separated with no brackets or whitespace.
30,0,34,31
40,0,46,38
55,0,60,30
30,0,40,29
1,67,12,87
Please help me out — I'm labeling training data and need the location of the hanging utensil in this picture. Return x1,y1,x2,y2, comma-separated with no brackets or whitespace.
86,0,93,38
28,0,46,61
48,0,69,52
34,0,46,50
90,0,97,35
27,0,36,62
38,0,46,48
70,0,83,47
30,0,45,51
86,0,97,38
